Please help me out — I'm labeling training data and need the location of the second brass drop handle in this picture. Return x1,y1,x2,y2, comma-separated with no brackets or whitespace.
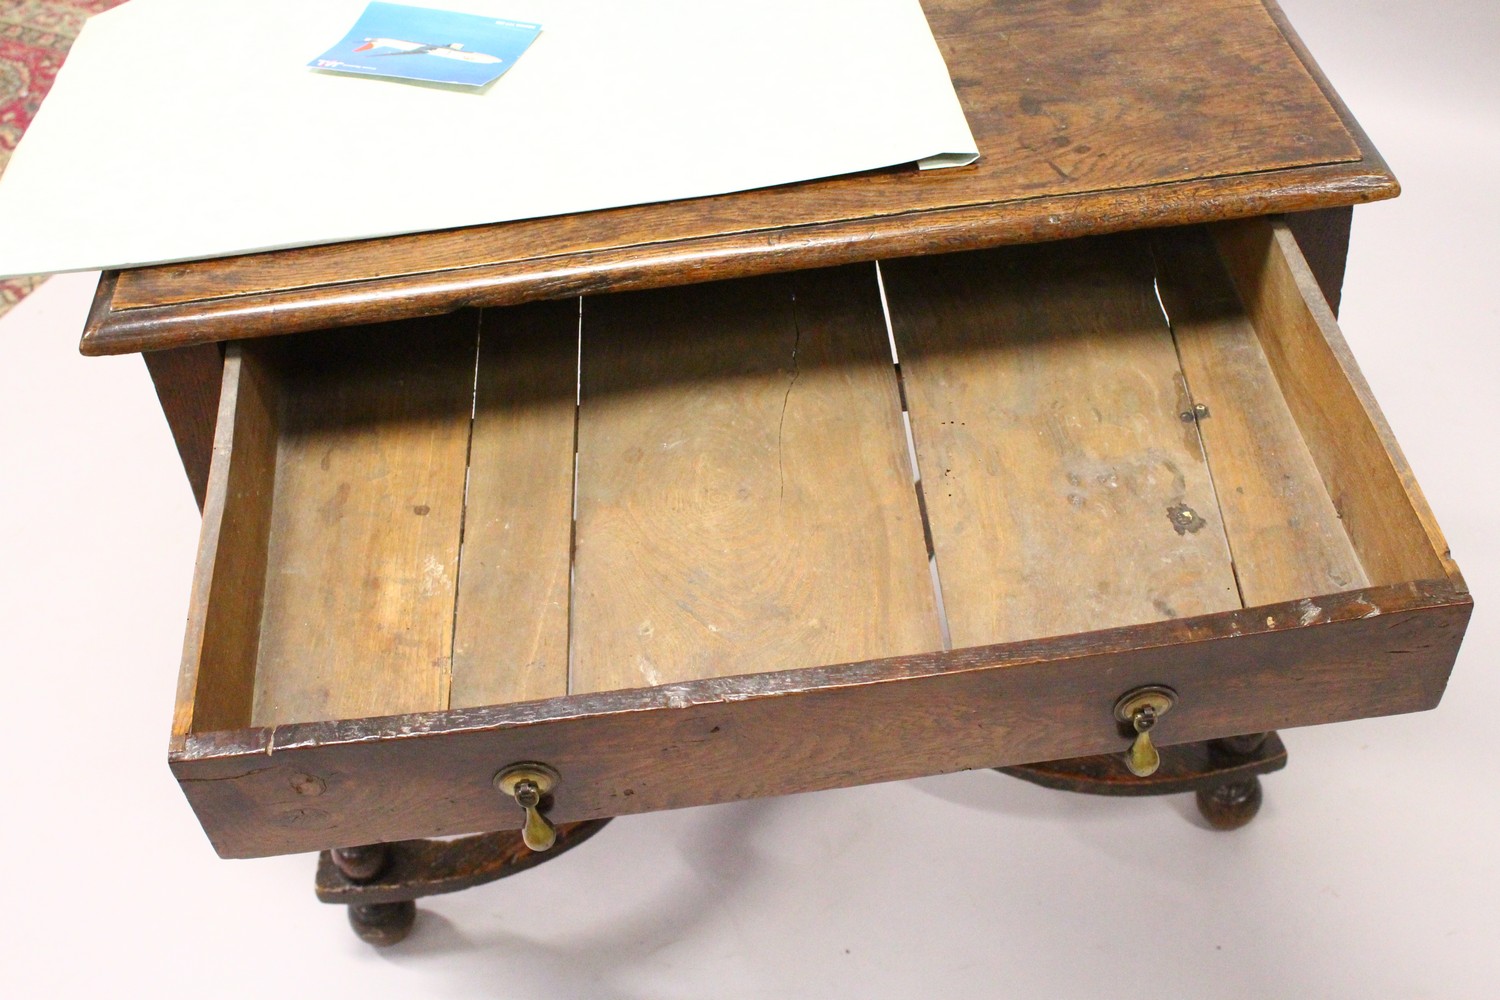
1113,686,1177,778
494,763,561,852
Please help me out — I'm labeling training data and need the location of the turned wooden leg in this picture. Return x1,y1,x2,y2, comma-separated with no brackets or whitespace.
331,844,389,882
1194,733,1270,831
331,843,416,946
346,900,417,947
1195,775,1264,831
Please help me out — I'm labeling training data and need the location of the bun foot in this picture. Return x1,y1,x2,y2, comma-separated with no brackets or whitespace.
1195,775,1263,831
347,900,416,946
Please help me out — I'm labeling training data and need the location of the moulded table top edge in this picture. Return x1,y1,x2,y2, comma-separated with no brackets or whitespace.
81,0,1397,355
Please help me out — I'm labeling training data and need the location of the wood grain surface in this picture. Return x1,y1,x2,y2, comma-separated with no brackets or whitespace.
250,317,478,727
883,236,1240,647
173,581,1470,859
1282,206,1353,314
1155,227,1368,607
926,0,1354,193
449,300,580,708
164,221,1473,858
141,342,223,509
569,266,940,693
173,346,277,736
1211,219,1457,590
172,224,1468,726
81,0,1392,354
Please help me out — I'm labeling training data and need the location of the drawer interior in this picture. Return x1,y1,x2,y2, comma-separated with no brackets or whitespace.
176,220,1456,737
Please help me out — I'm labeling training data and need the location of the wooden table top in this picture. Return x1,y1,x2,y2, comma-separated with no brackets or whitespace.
82,0,1396,356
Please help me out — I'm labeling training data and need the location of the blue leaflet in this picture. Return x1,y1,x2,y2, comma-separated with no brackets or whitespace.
310,3,541,88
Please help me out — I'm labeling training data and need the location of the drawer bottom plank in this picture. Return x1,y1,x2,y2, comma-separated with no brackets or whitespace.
569,265,941,694
449,301,580,708
1155,228,1369,607
883,234,1242,648
251,318,478,727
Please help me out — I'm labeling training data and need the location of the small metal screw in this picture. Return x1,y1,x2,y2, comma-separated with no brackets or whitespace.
1175,507,1198,524
1193,402,1209,418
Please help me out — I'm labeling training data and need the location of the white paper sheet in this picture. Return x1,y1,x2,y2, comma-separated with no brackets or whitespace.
0,0,977,276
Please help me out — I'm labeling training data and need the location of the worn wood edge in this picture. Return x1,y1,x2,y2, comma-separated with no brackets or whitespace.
80,270,117,347
81,164,1397,356
171,581,1470,858
1212,218,1465,592
171,578,1463,762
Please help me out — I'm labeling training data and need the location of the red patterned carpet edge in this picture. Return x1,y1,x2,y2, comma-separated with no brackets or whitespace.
0,0,123,318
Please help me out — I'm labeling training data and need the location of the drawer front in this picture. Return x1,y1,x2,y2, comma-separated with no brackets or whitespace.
170,217,1469,858
177,586,1464,859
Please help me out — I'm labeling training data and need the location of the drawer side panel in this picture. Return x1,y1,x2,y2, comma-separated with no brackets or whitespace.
175,346,277,736
1211,218,1457,589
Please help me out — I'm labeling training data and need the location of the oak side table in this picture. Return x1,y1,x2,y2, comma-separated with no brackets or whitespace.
78,0,1470,944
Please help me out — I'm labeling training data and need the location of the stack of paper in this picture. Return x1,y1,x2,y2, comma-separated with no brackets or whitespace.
0,0,977,276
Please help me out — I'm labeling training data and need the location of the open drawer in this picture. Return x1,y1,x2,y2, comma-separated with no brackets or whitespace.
172,218,1470,859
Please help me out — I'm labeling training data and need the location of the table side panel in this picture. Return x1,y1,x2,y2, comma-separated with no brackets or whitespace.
1282,206,1353,315
142,342,224,510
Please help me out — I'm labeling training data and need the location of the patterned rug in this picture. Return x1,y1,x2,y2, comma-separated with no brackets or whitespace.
0,0,122,317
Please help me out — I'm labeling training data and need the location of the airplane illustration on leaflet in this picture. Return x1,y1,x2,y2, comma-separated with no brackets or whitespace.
353,38,503,64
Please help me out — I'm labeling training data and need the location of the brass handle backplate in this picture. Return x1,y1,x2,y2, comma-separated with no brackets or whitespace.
494,762,561,852
1113,686,1177,778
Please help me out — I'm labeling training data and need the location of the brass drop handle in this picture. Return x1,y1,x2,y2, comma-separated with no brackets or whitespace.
1113,686,1177,778
1127,705,1162,777
494,763,561,852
